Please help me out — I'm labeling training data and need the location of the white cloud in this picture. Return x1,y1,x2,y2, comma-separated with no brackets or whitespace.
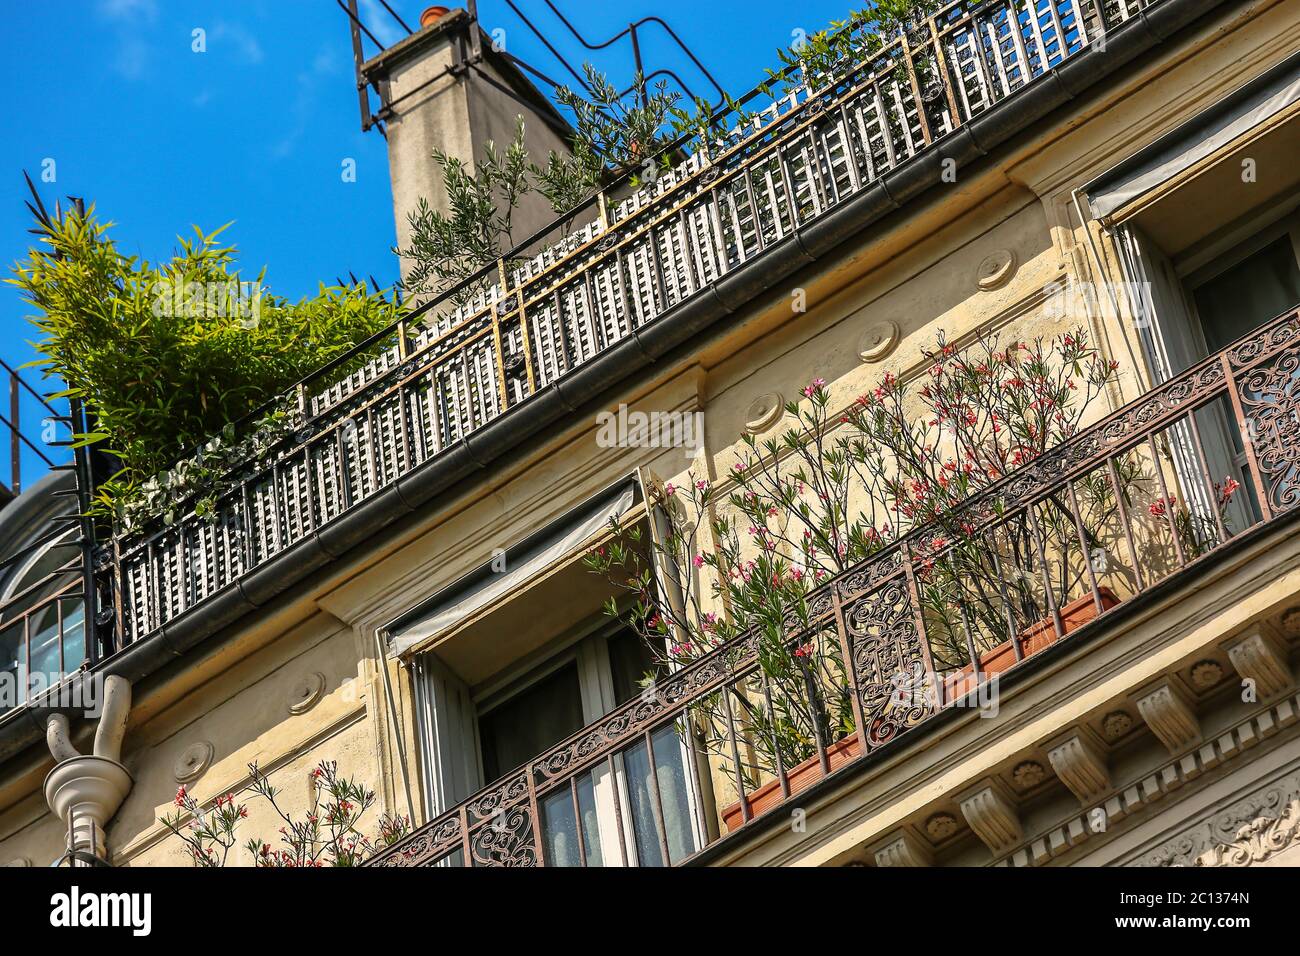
358,0,407,47
109,33,151,79
98,0,159,80
270,45,345,160
211,21,265,65
98,0,158,22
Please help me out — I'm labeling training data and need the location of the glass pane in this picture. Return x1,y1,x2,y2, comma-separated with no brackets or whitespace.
61,603,86,674
29,607,63,683
478,661,583,783
650,724,698,863
621,724,698,866
540,774,603,867
541,789,581,867
621,739,663,867
607,626,660,705
576,773,603,866
0,621,22,714
1195,236,1300,351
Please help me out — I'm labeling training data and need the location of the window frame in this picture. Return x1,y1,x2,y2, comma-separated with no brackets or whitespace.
407,475,709,864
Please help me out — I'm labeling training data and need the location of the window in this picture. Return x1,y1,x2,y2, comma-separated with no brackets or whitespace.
1093,77,1300,540
417,597,702,867
471,617,656,783
0,530,84,714
401,478,705,865
1189,230,1300,352
478,659,584,784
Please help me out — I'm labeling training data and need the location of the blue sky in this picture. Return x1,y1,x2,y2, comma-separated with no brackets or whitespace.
1,0,857,484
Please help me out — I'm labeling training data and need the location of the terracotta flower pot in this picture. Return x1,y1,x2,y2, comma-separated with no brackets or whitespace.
721,734,861,832
944,586,1120,699
718,587,1120,832
420,5,450,28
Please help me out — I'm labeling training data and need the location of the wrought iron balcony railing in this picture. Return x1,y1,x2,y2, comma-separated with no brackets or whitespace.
104,0,1165,650
370,305,1300,866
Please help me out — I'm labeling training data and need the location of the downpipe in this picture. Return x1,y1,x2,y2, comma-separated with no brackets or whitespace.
42,675,133,867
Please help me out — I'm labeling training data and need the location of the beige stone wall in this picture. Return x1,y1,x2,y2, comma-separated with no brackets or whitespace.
0,613,386,866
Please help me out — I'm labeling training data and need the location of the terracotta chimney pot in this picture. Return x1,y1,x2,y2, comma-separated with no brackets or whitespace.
420,5,451,28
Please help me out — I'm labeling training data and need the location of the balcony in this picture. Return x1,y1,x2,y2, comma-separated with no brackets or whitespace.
91,0,1180,653
368,303,1300,866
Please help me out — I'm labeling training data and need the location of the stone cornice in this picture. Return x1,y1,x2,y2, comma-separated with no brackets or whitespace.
994,691,1300,867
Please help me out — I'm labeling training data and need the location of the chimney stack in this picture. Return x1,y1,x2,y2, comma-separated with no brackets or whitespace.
360,8,575,283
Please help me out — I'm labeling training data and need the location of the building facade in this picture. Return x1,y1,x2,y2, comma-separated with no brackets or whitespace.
2,0,1300,868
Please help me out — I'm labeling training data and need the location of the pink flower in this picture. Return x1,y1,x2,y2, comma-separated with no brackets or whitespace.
175,785,188,807
692,555,705,568
664,483,676,496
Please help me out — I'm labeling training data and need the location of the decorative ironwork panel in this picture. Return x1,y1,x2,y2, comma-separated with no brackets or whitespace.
371,813,462,867
1236,341,1300,515
842,577,935,749
469,805,538,867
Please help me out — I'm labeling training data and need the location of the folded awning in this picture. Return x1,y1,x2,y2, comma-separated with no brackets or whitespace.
1086,51,1300,223
384,476,642,658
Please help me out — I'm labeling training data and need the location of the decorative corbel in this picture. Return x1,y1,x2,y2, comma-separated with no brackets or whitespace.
1046,728,1111,805
1224,629,1293,701
870,829,933,867
1134,678,1200,755
959,780,1022,855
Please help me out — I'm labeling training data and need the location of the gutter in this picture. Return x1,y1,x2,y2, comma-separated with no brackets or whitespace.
0,0,1228,766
